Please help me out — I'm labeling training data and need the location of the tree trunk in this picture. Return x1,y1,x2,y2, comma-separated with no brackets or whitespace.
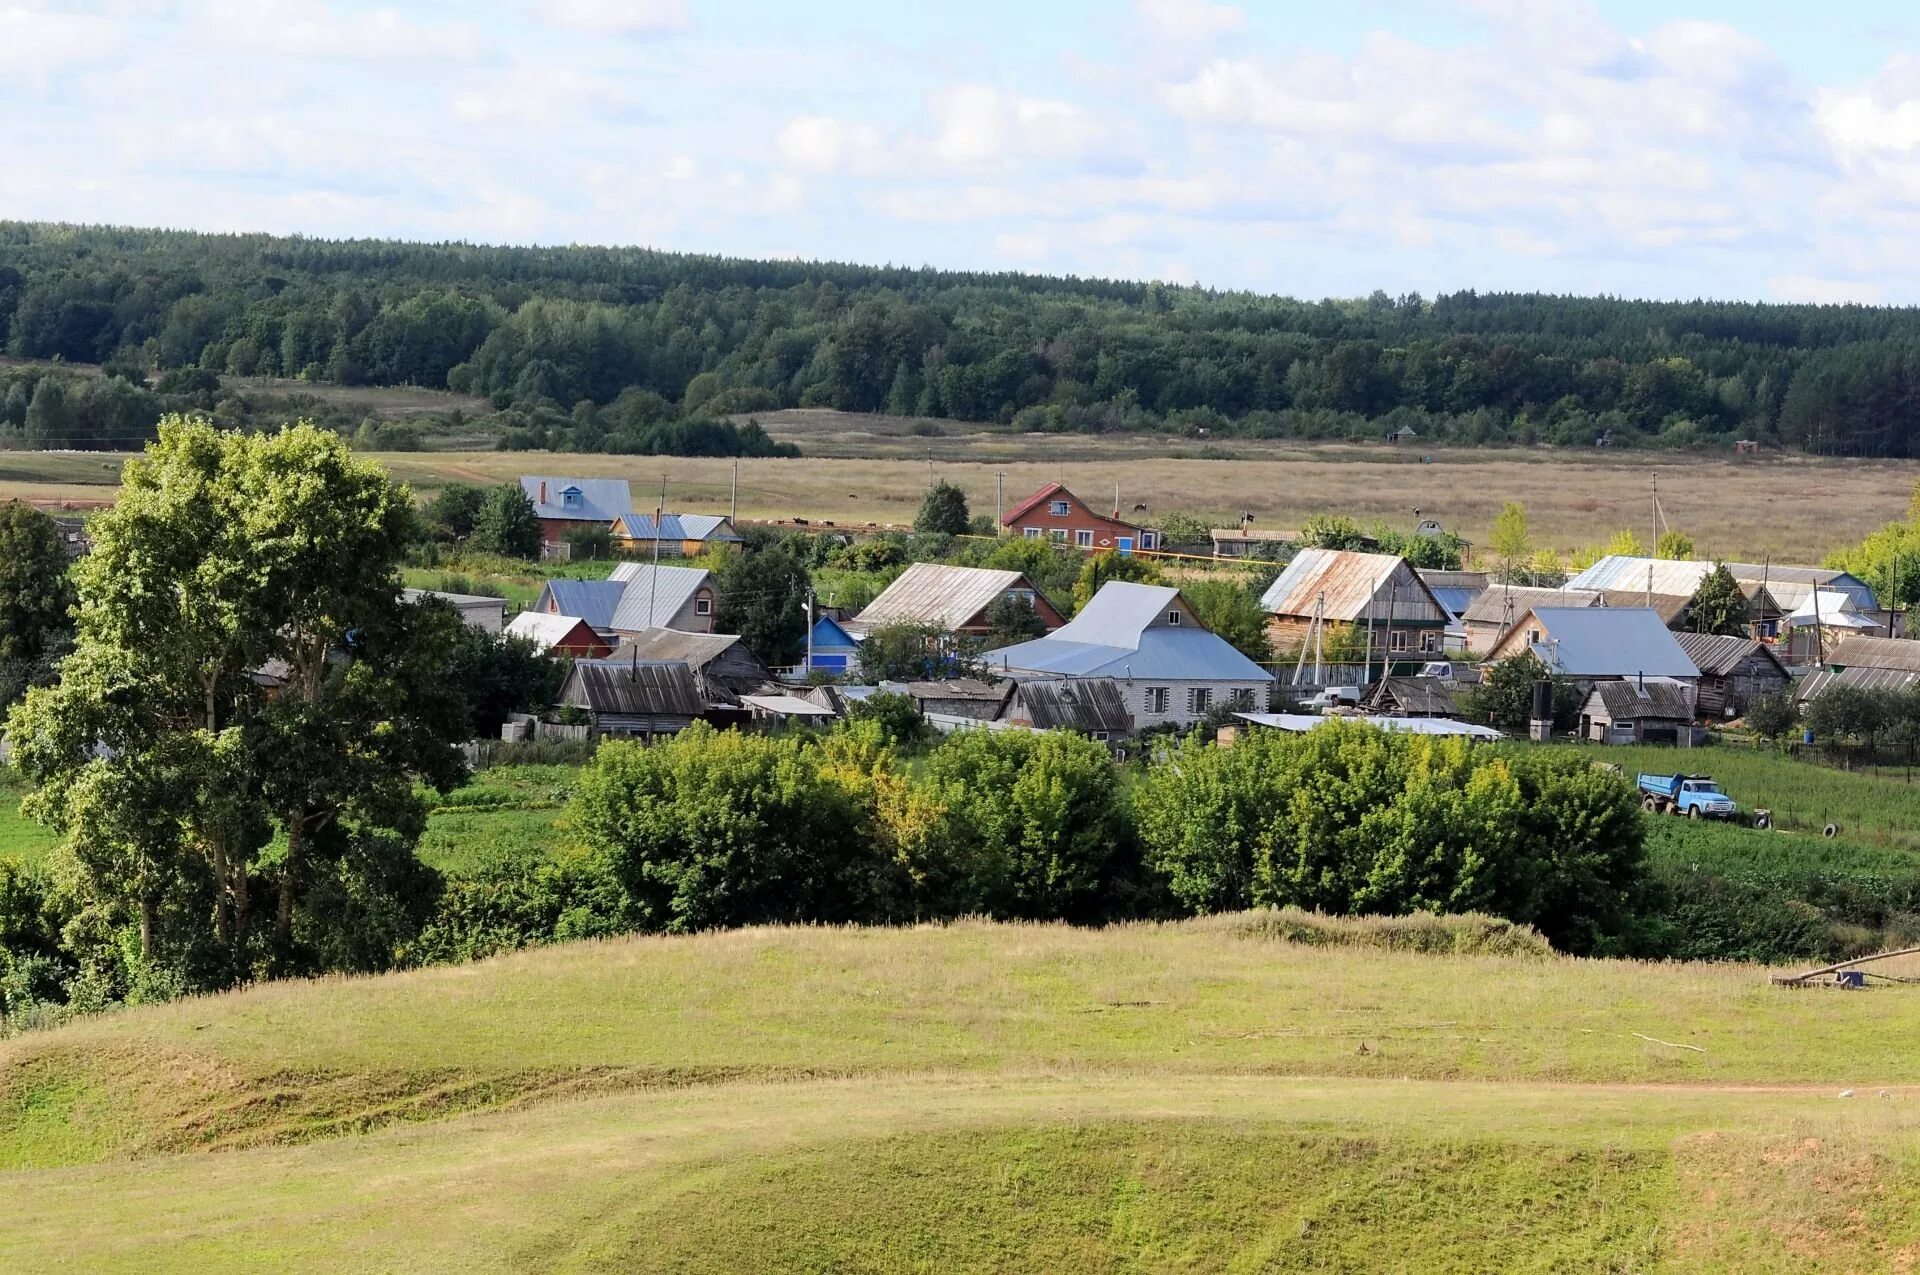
139,899,154,963
211,838,232,946
277,813,303,944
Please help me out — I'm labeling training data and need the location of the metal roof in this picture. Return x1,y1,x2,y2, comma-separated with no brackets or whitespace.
612,513,741,542
1567,555,1878,613
849,562,1039,632
560,660,704,716
1798,666,1920,700
1586,678,1695,721
880,679,1011,702
1828,634,1920,673
1722,562,1876,612
1060,581,1182,639
1006,678,1133,732
401,588,507,610
607,627,752,673
1363,676,1461,716
1259,549,1441,622
1672,631,1786,678
519,477,634,523
535,579,625,630
987,627,1271,683
1461,586,1598,626
739,693,837,717
1516,607,1700,679
1234,712,1504,740
1564,556,1714,596
606,564,713,631
505,611,596,652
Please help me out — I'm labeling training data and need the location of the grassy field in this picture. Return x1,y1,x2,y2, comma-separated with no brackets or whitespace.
0,771,57,871
5,919,1920,1269
4,431,1916,561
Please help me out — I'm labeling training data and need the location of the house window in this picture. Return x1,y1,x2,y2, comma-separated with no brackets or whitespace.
695,596,712,616
1090,731,1109,742
1421,631,1438,653
1009,589,1035,604
1187,687,1213,713
1049,500,1071,516
1024,527,1042,539
1167,610,1182,626
1075,529,1094,548
562,489,582,510
1527,628,1541,646
1141,532,1159,549
1389,629,1408,651
1146,686,1171,714
1229,687,1255,708
1049,528,1068,542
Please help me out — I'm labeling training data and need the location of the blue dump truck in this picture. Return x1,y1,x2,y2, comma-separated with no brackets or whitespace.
1637,773,1740,820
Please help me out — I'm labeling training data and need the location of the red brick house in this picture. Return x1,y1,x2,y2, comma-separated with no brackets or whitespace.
1002,483,1158,553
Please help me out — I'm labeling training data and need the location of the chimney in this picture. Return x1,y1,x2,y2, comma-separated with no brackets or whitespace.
539,480,547,504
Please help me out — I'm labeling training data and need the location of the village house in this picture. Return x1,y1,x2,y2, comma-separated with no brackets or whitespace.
1209,527,1295,560
1259,549,1451,663
879,679,1013,721
846,562,1066,637
1564,555,1879,637
1001,482,1159,553
553,659,705,739
530,564,719,639
1362,676,1463,718
609,512,742,558
401,587,508,634
802,613,863,677
985,582,1272,729
1485,606,1700,694
505,612,614,659
1672,631,1790,719
605,628,770,702
1579,679,1698,745
1798,633,1920,702
519,477,635,548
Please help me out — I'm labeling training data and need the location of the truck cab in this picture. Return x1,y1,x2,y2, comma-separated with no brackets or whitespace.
1637,773,1739,820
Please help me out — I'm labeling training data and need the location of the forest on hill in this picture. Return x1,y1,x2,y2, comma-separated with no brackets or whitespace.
2,220,1919,455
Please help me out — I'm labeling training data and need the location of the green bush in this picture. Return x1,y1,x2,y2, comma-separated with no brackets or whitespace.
1200,907,1553,958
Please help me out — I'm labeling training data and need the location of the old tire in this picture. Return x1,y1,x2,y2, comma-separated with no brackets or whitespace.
1824,823,1840,839
1688,806,1702,820
1754,813,1772,831
1642,796,1658,812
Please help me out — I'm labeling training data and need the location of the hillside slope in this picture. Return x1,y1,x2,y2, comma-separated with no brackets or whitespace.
3,917,1920,1271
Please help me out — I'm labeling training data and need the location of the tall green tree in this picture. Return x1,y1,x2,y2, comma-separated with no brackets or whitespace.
1655,529,1696,560
1180,577,1272,663
6,419,468,980
425,484,486,540
1072,550,1163,610
469,484,541,558
713,541,810,665
1689,563,1752,636
0,502,73,665
914,480,970,536
22,378,74,448
1489,501,1529,580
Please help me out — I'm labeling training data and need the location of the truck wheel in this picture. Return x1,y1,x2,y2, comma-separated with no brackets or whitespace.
1824,823,1840,839
1641,796,1657,812
1754,813,1771,831
1688,806,1701,820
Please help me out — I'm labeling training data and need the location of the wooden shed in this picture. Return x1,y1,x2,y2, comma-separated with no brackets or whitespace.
1672,631,1789,719
1580,679,1696,745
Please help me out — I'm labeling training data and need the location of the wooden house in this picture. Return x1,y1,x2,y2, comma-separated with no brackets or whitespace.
847,563,1065,637
1001,482,1159,553
1259,549,1451,664
609,512,742,558
1672,631,1789,719
505,612,614,659
555,659,704,739
1000,678,1134,739
1580,679,1696,745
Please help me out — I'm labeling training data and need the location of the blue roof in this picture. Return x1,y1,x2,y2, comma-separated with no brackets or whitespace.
1430,587,1478,620
536,579,625,630
988,628,1270,683
810,614,861,651
520,477,634,523
615,513,742,542
1521,607,1699,679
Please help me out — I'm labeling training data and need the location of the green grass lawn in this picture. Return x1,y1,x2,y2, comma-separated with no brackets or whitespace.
0,770,58,871
7,920,1920,1270
416,765,581,874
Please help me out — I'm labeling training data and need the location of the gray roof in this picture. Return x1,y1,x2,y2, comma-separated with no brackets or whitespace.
1007,678,1133,732
1261,549,1426,621
850,563,1042,632
520,477,635,523
606,564,713,631
608,628,755,674
1516,607,1700,679
1567,555,1877,613
614,513,741,543
401,587,507,610
880,679,1011,702
1827,634,1920,673
1673,631,1787,678
1586,678,1695,721
560,660,704,716
1364,676,1461,716
1798,666,1920,700
987,582,1272,683
1462,586,1598,626
536,579,625,630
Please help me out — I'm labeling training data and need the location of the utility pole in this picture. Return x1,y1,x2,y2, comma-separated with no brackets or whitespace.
927,447,934,485
805,586,815,674
730,458,738,524
647,474,663,630
1650,470,1659,551
996,471,1004,530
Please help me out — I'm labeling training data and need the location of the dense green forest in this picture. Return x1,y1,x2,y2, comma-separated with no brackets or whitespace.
4,220,1920,454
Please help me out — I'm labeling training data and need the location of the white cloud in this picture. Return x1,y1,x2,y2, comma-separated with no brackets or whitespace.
777,115,881,174
930,84,1106,166
539,0,688,36
450,68,638,125
0,5,124,78
189,0,484,60
1134,0,1243,41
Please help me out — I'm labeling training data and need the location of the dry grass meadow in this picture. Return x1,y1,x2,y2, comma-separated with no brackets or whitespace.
5,918,1920,1269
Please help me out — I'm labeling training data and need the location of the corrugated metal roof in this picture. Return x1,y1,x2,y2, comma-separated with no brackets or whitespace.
608,628,751,672
880,679,1011,702
1518,607,1699,679
739,693,837,717
1462,586,1598,626
1259,549,1440,622
506,611,594,651
1564,556,1714,596
536,579,624,630
606,564,713,631
1587,678,1695,721
1597,590,1694,624
850,562,1037,632
988,628,1271,683
561,660,704,716
402,588,507,609
612,513,741,542
1567,555,1879,613
1416,570,1489,591
519,477,634,523
1007,678,1133,732
1673,631,1784,678
1798,666,1920,699
1828,634,1920,673
1059,581,1182,638
1234,712,1503,739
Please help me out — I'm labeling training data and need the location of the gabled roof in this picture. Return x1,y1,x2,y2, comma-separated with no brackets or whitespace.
536,579,625,630
1596,590,1694,625
506,611,599,652
1509,607,1699,679
560,660,704,716
1798,665,1920,700
1827,634,1920,674
1586,678,1695,721
606,628,761,676
401,587,507,610
612,512,742,543
519,477,634,523
1006,678,1133,732
1672,631,1788,679
1462,586,1599,626
1566,555,1877,613
849,562,1042,632
986,582,1272,683
809,614,861,651
1364,676,1461,717
1002,482,1135,528
1564,556,1714,597
1259,549,1440,622
606,564,713,631
881,679,1012,703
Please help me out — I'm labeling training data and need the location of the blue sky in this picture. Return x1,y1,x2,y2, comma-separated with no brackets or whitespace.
8,0,1920,302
